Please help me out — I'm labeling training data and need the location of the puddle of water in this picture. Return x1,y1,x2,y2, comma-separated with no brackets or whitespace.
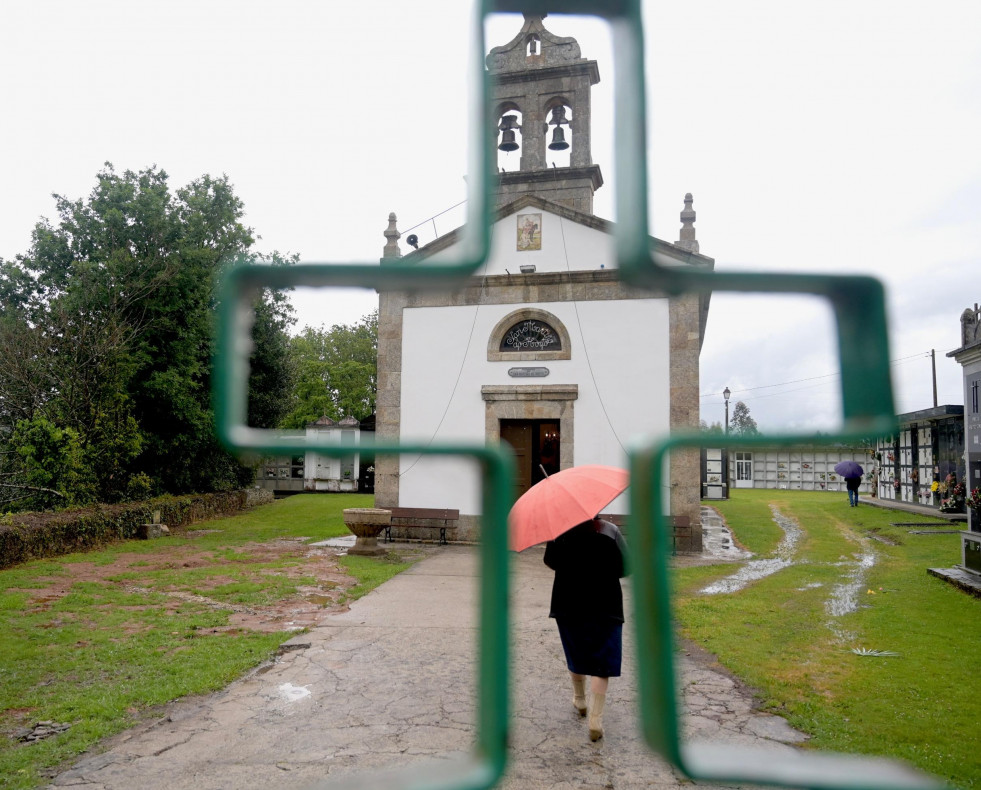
823,537,877,643
305,594,333,607
700,507,752,561
700,506,801,595
696,506,882,646
278,683,311,702
701,557,795,595
310,535,356,548
825,550,875,618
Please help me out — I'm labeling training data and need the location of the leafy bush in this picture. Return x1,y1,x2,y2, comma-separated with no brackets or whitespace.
0,489,274,569
124,472,156,501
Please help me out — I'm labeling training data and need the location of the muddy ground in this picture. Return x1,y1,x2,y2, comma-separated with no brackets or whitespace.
19,534,428,634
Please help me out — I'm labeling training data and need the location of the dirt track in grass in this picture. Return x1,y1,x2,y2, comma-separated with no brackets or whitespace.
16,535,363,634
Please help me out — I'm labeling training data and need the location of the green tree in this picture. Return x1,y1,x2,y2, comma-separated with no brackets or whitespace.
7,416,95,510
0,297,142,506
729,401,759,436
0,164,295,508
247,255,298,429
700,419,724,435
283,313,378,428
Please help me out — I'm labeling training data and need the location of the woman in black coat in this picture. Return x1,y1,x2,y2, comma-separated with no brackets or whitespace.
543,518,627,741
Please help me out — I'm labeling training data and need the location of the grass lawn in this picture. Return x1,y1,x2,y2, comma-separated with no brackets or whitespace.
5,489,977,789
0,493,419,790
678,490,978,789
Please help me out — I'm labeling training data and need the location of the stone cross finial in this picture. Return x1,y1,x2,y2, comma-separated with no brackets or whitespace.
962,303,981,347
382,212,401,260
677,193,699,253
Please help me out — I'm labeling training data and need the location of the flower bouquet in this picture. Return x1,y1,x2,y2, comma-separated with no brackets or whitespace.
966,487,981,512
939,475,966,513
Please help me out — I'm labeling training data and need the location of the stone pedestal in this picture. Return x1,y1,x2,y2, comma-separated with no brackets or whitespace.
343,508,391,557
136,523,170,539
137,510,169,540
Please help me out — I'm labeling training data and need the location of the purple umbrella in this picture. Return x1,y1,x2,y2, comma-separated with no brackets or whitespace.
834,460,864,478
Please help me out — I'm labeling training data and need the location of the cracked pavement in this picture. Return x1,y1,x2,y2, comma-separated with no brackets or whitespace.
49,545,809,789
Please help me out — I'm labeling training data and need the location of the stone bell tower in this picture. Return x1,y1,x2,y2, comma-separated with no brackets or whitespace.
487,14,603,214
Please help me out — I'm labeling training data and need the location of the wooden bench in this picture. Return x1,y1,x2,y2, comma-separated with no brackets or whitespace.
383,508,460,546
598,513,692,553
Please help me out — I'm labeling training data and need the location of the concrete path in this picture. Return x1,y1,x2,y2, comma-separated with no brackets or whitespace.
861,496,967,522
50,545,808,790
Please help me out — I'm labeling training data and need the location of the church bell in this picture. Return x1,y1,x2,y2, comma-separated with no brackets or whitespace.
548,126,569,151
498,129,519,152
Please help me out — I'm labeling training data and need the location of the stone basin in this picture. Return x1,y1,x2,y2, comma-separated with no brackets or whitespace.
342,508,392,557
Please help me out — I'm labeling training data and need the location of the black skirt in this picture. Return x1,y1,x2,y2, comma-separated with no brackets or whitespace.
556,617,622,677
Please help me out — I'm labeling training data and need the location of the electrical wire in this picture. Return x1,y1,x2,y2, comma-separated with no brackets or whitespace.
558,216,627,454
385,198,473,477
397,276,485,478
737,379,840,403
401,214,631,476
399,200,468,238
699,370,841,399
700,350,940,400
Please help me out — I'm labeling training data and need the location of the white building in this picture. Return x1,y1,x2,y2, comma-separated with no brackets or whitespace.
710,446,873,495
374,15,713,549
257,416,361,495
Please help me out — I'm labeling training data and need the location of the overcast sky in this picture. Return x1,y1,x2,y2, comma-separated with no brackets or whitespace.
2,1,978,434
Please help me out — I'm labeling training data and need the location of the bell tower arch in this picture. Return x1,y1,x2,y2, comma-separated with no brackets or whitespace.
487,14,603,214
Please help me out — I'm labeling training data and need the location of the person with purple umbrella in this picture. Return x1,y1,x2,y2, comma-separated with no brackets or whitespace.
834,460,865,507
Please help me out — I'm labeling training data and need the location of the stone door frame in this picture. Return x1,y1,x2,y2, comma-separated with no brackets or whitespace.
481,385,578,472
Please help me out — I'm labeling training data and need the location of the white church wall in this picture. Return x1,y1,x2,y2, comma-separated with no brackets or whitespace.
569,299,672,516
397,297,670,514
568,299,671,457
425,209,616,275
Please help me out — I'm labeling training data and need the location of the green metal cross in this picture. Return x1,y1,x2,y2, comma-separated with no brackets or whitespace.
213,2,945,787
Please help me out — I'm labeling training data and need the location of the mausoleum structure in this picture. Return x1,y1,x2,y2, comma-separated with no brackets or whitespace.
949,303,981,573
258,416,361,495
872,406,964,507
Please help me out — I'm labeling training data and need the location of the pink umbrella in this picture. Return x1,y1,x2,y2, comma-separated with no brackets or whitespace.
508,465,628,552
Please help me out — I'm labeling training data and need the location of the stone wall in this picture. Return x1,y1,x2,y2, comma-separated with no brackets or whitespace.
669,290,704,551
495,167,602,215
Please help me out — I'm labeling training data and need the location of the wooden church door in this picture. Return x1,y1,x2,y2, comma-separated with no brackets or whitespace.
500,420,561,499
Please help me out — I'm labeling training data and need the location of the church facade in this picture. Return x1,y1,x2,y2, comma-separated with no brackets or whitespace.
373,15,713,551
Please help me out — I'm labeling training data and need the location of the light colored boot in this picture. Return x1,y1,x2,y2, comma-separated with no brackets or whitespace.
588,693,606,741
572,677,587,717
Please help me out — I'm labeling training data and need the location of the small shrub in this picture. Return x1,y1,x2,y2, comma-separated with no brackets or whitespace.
125,473,156,502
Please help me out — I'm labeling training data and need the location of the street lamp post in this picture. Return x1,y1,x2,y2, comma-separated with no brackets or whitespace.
723,386,731,497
